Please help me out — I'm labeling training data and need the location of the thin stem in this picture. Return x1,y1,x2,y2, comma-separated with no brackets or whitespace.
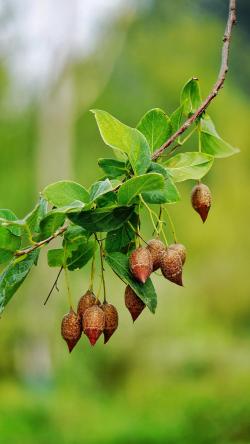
64,266,73,309
15,226,67,257
152,0,237,161
163,207,177,243
43,266,63,306
128,221,148,245
89,239,97,291
99,240,107,303
140,195,159,235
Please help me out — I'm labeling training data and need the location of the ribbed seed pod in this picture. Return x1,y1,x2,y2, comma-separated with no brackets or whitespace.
129,247,153,283
101,303,119,344
77,290,100,319
61,308,82,353
83,305,105,346
147,239,166,271
160,249,183,286
191,183,212,223
168,243,186,265
124,285,145,322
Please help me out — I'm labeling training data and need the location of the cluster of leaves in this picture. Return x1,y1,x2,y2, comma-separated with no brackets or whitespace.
0,78,238,315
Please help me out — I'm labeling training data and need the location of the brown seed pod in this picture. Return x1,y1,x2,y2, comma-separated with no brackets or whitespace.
124,285,145,322
61,308,82,353
168,243,186,265
191,183,212,223
147,239,166,271
101,303,119,344
129,247,153,283
83,305,105,346
160,249,183,286
77,290,100,319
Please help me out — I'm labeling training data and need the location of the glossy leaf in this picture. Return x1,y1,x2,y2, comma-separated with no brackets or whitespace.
137,108,172,152
142,162,180,204
105,252,157,313
0,251,39,313
181,78,202,116
165,152,214,182
0,227,21,264
200,116,239,158
98,158,127,178
118,173,165,205
170,104,184,135
68,206,135,233
42,180,90,207
89,179,113,202
92,109,151,175
47,249,64,267
105,212,138,254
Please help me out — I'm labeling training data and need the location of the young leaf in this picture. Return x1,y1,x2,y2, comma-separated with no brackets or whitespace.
98,158,127,178
105,212,138,254
0,209,22,236
117,173,165,205
142,162,180,204
0,250,39,313
181,78,202,116
200,115,239,158
25,198,48,233
68,206,135,233
39,213,66,240
47,249,64,267
49,201,86,214
65,237,96,271
92,109,151,175
0,227,21,264
137,108,172,153
105,252,157,313
169,104,184,135
42,181,90,207
165,152,214,182
89,179,113,202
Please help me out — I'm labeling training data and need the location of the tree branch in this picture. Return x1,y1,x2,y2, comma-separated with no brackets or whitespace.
15,226,67,257
152,0,237,161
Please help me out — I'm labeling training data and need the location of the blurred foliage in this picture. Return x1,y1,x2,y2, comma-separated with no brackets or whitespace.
0,1,250,443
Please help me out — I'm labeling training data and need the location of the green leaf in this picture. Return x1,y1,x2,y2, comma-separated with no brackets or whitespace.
142,163,180,204
0,209,22,236
47,249,64,267
0,227,21,264
118,173,165,205
68,206,135,233
137,108,172,153
63,226,95,271
170,104,184,135
105,252,157,313
42,180,90,207
0,251,39,313
25,198,48,233
105,212,138,254
49,201,86,214
181,78,202,116
40,213,66,240
89,179,114,202
92,109,151,175
98,158,127,178
165,152,214,182
200,116,239,158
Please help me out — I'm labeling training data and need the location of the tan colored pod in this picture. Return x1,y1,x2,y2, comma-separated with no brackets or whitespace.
124,285,145,322
83,305,105,346
147,239,166,271
61,308,82,353
129,247,153,283
101,303,119,344
168,243,186,265
160,249,183,286
191,183,212,223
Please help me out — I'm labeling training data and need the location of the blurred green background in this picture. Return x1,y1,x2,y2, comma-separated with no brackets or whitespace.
0,1,250,443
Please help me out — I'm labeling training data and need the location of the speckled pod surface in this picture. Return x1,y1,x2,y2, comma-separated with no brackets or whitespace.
191,183,212,223
101,303,119,344
147,239,166,271
124,285,145,322
61,308,82,353
83,305,105,346
129,247,153,283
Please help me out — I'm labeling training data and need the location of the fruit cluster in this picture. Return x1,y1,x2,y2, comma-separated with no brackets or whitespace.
61,181,211,352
